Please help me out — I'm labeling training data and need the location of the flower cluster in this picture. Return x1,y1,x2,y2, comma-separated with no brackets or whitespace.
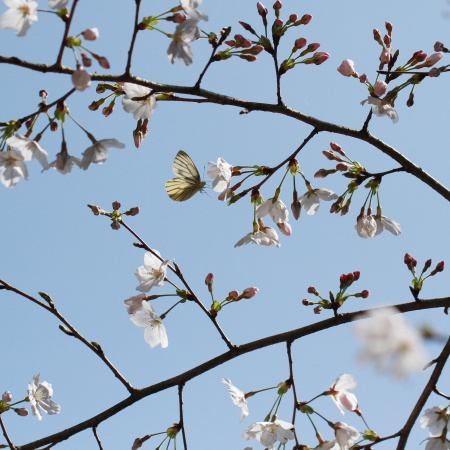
421,406,450,450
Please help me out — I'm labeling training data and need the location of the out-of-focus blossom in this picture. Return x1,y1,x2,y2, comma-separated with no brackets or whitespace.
82,27,99,40
180,0,208,21
0,0,38,36
234,227,280,248
130,301,168,348
242,420,295,449
167,18,200,65
354,306,429,377
72,66,91,91
361,96,398,123
424,437,450,450
222,378,249,422
373,80,387,97
48,0,68,8
122,83,157,119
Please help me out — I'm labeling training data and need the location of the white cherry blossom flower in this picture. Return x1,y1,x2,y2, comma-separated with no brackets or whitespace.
0,0,38,36
242,419,295,449
334,422,360,450
234,227,281,248
355,214,377,239
48,0,68,8
131,301,168,348
124,293,147,315
299,188,338,215
374,215,402,236
6,133,49,169
314,441,339,450
135,251,171,292
180,0,208,21
256,198,289,224
47,148,82,174
122,83,157,119
167,18,201,65
71,66,91,91
361,96,398,123
80,138,125,170
421,406,449,437
0,148,28,188
425,437,450,450
207,157,233,197
27,373,61,420
354,306,429,377
222,378,249,422
328,374,358,415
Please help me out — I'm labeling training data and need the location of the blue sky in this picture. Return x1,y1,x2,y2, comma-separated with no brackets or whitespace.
1,0,450,449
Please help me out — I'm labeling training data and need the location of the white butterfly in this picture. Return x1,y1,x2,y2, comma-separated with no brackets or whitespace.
165,150,206,201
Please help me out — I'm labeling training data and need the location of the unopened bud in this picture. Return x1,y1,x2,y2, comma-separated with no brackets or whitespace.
298,14,312,25
359,74,368,83
277,222,292,236
293,37,307,50
307,286,317,294
2,392,12,402
313,306,323,314
430,261,445,275
112,201,121,210
291,200,301,220
240,287,259,299
111,221,121,230
257,2,268,15
14,408,29,416
81,52,92,67
39,89,48,99
127,206,140,216
227,290,239,300
205,273,214,290
82,28,99,41
97,56,110,69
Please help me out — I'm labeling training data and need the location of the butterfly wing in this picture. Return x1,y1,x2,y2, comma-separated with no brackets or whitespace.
165,177,206,202
172,150,201,180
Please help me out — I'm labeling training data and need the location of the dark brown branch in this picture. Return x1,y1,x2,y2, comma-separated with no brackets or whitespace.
125,0,142,76
396,337,450,449
178,383,187,450
92,426,104,450
0,415,16,449
55,0,80,66
16,298,450,450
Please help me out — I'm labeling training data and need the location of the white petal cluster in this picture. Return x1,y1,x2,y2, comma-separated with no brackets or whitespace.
354,306,429,377
299,188,338,215
242,419,294,449
207,157,233,199
130,301,168,348
356,215,402,238
334,422,360,450
80,138,125,170
27,373,61,420
222,378,249,422
234,227,281,248
361,96,398,123
122,83,157,119
180,0,208,21
329,374,358,414
167,18,201,65
135,251,171,292
0,0,38,36
0,148,28,188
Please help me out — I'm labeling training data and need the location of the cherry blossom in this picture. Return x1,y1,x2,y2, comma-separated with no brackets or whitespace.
314,441,339,450
0,148,28,188
299,188,338,215
374,216,402,236
337,60,356,77
6,133,49,169
80,138,125,170
135,251,171,292
47,148,82,174
421,406,449,437
256,198,290,225
355,214,377,239
207,157,233,198
424,437,450,450
167,18,201,65
180,0,208,21
27,373,61,420
0,0,38,36
130,301,168,348
234,227,281,248
122,83,157,120
124,293,147,315
242,419,295,449
328,374,358,414
354,306,428,377
361,96,398,123
71,66,91,91
81,27,99,40
222,378,249,422
334,422,360,450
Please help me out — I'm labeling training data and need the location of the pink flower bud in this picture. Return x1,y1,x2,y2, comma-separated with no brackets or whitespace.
313,306,323,314
241,287,259,298
128,207,140,216
277,222,292,236
383,34,391,47
239,21,252,31
291,200,301,220
2,391,12,402
423,52,443,67
312,51,330,65
302,299,311,305
379,48,391,64
205,273,214,286
314,169,329,178
172,12,187,23
360,290,370,298
289,14,298,22
373,29,382,42
72,66,91,91
239,54,257,62
82,27,99,41
228,290,239,300
81,52,92,67
353,271,360,280
385,21,393,34
273,0,282,10
359,74,368,83
337,59,356,77
299,14,312,24
51,121,59,131
39,90,48,99
336,162,351,171
322,150,336,160
97,56,110,69
294,37,307,50
373,80,387,97
111,222,121,230
257,2,268,15
14,408,29,416
112,201,121,210
429,68,440,77
434,41,444,52
307,286,317,294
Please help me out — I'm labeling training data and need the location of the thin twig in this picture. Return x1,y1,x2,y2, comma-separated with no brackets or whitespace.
178,383,187,450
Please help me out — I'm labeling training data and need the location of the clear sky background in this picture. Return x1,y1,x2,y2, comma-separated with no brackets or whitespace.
1,0,450,449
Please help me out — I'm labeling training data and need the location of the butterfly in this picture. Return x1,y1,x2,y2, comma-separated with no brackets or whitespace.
165,150,206,201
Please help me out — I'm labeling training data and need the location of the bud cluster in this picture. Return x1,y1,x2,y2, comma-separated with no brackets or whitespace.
404,253,445,300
